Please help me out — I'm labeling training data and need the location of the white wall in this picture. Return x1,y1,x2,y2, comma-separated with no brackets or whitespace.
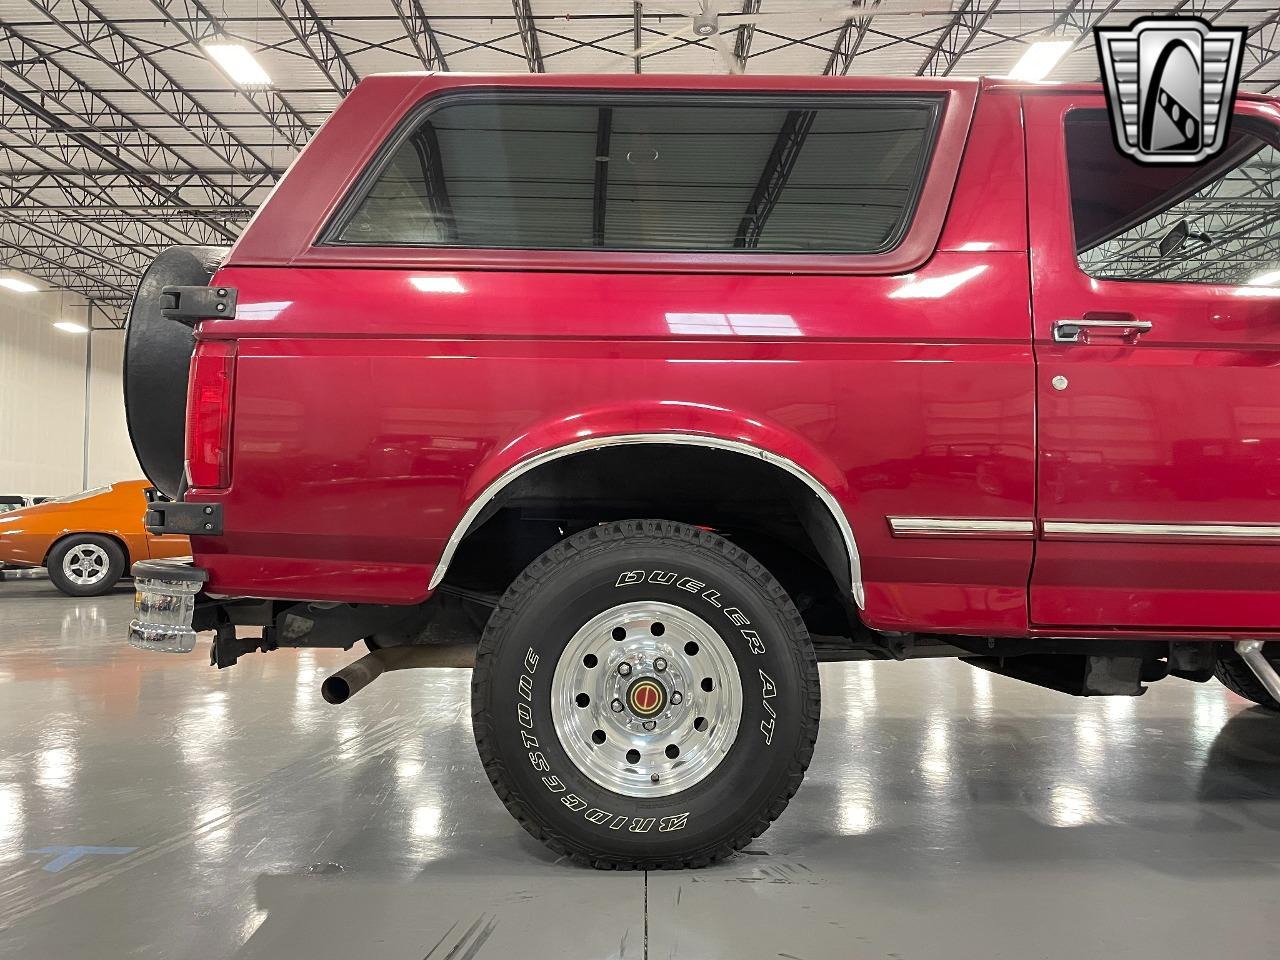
0,286,142,496
85,328,143,489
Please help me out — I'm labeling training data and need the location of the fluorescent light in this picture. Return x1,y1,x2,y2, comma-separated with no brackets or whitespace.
1246,269,1280,286
203,43,272,86
1007,39,1073,82
53,320,89,334
0,277,38,293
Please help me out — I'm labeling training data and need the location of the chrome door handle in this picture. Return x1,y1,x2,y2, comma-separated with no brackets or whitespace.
1053,318,1153,344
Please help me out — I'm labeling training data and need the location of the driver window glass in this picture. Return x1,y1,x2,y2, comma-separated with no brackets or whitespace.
1066,110,1280,285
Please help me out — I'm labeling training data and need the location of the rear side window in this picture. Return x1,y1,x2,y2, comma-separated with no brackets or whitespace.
330,95,940,254
1066,110,1280,285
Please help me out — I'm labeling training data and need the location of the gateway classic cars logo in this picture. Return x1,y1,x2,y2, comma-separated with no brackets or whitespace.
1095,16,1246,165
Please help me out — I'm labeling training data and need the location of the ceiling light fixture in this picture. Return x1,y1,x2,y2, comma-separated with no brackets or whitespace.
53,320,89,334
1246,270,1280,286
203,43,272,86
1007,39,1074,82
0,277,39,293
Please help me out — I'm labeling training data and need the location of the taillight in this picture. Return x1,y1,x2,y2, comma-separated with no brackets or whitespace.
185,340,236,489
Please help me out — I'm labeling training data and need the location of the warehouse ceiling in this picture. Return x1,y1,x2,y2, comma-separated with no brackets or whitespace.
1,0,1278,327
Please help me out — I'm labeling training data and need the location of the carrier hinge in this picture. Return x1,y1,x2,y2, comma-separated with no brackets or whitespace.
160,284,237,325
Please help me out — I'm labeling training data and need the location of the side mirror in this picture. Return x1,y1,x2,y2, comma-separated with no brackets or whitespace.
1159,219,1190,258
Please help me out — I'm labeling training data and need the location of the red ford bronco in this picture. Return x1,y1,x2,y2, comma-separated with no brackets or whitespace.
124,74,1280,868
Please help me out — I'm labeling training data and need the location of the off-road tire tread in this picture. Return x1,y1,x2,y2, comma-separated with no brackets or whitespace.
472,519,820,870
1214,645,1280,712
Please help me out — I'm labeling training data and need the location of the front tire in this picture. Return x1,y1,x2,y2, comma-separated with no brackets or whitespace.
1214,643,1280,712
46,535,125,597
472,519,819,869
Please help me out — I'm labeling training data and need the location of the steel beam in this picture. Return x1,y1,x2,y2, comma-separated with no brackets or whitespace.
735,109,816,248
0,169,266,221
0,162,244,255
407,124,455,242
592,107,612,247
0,80,240,242
511,0,545,73
0,215,148,278
823,1,880,76
25,0,291,171
917,0,1002,77
389,0,448,71
633,2,643,73
145,0,314,150
732,0,762,73
0,237,136,299
1240,10,1280,88
269,0,360,95
0,19,268,208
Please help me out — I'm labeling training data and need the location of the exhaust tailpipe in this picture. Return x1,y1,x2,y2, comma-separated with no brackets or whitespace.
321,644,477,704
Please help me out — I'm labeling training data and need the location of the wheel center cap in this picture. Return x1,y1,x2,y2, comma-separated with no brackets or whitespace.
626,677,667,718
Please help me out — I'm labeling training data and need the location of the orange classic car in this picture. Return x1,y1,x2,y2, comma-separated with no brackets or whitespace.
0,479,189,596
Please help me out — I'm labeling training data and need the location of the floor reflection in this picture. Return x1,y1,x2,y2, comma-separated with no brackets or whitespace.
0,586,1277,959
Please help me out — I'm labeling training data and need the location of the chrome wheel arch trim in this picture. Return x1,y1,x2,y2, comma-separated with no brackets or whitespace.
428,433,865,608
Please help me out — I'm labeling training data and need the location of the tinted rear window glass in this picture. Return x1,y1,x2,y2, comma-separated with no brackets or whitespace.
333,96,940,254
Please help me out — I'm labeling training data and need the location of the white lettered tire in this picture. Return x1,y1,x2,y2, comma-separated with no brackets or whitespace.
472,519,820,869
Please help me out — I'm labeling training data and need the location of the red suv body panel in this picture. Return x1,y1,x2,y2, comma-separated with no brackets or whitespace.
182,73,1280,641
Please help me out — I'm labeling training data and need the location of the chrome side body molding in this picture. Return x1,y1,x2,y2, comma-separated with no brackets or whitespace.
887,517,1035,538
429,434,865,608
891,517,1280,545
1042,521,1280,544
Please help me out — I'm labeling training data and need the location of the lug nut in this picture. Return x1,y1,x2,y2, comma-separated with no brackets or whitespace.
617,662,632,677
642,720,657,731
651,773,660,783
611,698,624,713
654,657,667,672
671,691,683,705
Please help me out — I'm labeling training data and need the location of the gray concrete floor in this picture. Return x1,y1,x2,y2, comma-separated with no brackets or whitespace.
1,582,1278,960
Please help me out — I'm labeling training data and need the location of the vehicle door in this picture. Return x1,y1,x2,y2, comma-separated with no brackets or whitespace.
1025,92,1280,629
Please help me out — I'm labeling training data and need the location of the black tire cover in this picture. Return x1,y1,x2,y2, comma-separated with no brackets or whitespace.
123,245,229,500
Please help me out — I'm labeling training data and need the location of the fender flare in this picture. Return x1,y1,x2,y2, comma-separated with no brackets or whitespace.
428,433,864,608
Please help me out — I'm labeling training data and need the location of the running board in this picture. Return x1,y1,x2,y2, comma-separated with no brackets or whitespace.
1235,640,1280,702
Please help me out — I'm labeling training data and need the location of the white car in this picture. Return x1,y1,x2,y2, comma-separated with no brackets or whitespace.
0,495,55,514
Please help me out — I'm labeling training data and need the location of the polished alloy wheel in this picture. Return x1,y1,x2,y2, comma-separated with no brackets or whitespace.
62,543,110,586
551,600,742,798
473,519,819,867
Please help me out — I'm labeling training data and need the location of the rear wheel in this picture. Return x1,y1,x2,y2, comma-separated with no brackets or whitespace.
472,519,820,869
47,535,125,597
1214,642,1280,712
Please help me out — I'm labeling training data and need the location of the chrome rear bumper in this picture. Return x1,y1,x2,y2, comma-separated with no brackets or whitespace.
128,558,208,653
